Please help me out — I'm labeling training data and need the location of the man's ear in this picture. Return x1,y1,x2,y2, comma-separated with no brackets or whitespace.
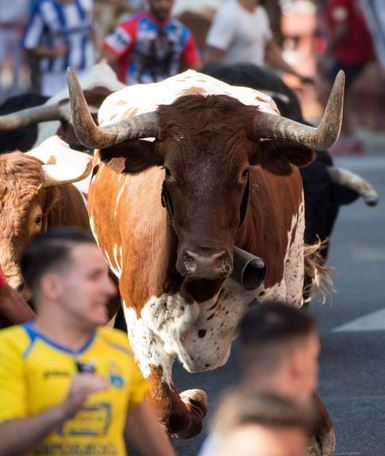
99,140,163,174
40,273,63,301
252,140,316,175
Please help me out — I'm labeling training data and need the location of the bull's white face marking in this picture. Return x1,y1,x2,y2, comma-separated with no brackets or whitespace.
98,70,279,128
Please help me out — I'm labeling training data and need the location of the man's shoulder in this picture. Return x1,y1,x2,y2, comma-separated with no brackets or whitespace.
0,325,29,353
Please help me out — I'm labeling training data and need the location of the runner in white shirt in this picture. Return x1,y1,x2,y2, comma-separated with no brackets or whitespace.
204,0,313,84
206,1,271,66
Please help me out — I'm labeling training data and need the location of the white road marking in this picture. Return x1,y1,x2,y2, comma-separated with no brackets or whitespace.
333,308,385,332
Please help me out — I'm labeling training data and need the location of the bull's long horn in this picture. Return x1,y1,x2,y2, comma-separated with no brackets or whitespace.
254,71,345,150
0,103,69,130
328,167,379,206
67,67,160,149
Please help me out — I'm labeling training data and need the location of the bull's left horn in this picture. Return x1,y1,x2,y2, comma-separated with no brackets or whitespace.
67,67,160,149
328,167,379,206
254,71,345,150
0,103,68,130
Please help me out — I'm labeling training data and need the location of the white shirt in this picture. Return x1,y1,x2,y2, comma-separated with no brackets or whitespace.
205,1,272,66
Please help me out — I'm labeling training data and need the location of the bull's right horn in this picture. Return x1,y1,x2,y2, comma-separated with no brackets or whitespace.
328,167,379,206
67,67,160,149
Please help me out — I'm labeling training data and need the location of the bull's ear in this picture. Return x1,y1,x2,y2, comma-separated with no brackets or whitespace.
252,140,316,175
99,140,163,174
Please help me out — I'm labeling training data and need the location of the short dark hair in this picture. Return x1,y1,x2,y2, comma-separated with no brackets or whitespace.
239,300,317,373
20,226,96,292
212,390,315,436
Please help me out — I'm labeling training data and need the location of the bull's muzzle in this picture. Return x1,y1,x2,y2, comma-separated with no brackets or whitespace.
182,248,232,279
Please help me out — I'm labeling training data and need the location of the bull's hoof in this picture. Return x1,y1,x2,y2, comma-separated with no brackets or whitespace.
307,428,336,456
175,389,208,439
307,436,322,456
319,428,336,456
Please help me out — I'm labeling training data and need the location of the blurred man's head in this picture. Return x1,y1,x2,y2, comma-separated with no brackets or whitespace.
212,391,315,456
239,301,319,401
147,0,174,22
20,227,116,329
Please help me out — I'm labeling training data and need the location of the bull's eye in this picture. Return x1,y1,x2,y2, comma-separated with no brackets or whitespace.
241,169,249,179
34,214,43,225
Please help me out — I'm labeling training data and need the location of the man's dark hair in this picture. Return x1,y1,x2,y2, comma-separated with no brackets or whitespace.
212,390,315,436
239,300,317,373
20,226,96,292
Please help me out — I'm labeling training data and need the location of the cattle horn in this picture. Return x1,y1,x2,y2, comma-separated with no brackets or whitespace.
254,71,345,150
66,67,160,149
0,102,70,130
328,167,379,206
42,160,93,187
231,246,266,290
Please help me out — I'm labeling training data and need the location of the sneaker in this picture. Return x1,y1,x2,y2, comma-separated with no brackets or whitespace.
329,136,364,156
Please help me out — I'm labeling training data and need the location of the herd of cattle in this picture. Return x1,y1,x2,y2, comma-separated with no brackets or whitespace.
0,61,379,454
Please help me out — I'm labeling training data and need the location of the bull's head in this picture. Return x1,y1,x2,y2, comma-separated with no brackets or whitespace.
0,151,91,297
67,68,344,284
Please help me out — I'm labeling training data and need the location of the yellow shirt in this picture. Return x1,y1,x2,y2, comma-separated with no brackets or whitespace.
0,323,149,455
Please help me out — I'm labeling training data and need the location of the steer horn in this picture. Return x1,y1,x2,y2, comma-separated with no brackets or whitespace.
66,67,160,149
231,246,266,290
0,102,70,130
328,167,379,206
254,70,345,150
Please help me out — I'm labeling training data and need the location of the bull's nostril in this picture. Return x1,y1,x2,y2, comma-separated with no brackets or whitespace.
183,252,197,274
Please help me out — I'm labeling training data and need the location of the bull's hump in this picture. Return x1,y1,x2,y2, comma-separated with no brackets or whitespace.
98,70,279,126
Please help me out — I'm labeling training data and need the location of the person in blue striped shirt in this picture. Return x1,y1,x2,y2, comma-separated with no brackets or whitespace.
23,0,99,96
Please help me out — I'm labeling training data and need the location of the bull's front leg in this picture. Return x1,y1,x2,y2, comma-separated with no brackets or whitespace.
122,302,207,438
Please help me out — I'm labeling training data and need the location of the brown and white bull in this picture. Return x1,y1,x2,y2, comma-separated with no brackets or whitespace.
0,140,92,299
67,69,344,447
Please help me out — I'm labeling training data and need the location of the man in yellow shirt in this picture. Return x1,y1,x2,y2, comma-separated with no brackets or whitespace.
0,226,176,456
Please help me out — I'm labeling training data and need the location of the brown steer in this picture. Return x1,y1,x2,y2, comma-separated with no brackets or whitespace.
67,69,344,450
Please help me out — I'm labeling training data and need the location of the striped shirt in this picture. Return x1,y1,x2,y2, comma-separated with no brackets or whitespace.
23,0,96,73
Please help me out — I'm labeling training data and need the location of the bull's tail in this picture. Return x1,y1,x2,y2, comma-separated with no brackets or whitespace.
303,238,335,304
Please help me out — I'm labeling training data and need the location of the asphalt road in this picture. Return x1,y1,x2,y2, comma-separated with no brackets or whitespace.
133,155,385,456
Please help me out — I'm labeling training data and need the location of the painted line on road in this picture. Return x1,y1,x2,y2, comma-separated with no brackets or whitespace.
333,308,385,332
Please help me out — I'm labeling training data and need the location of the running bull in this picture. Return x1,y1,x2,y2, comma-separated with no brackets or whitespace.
66,69,344,448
